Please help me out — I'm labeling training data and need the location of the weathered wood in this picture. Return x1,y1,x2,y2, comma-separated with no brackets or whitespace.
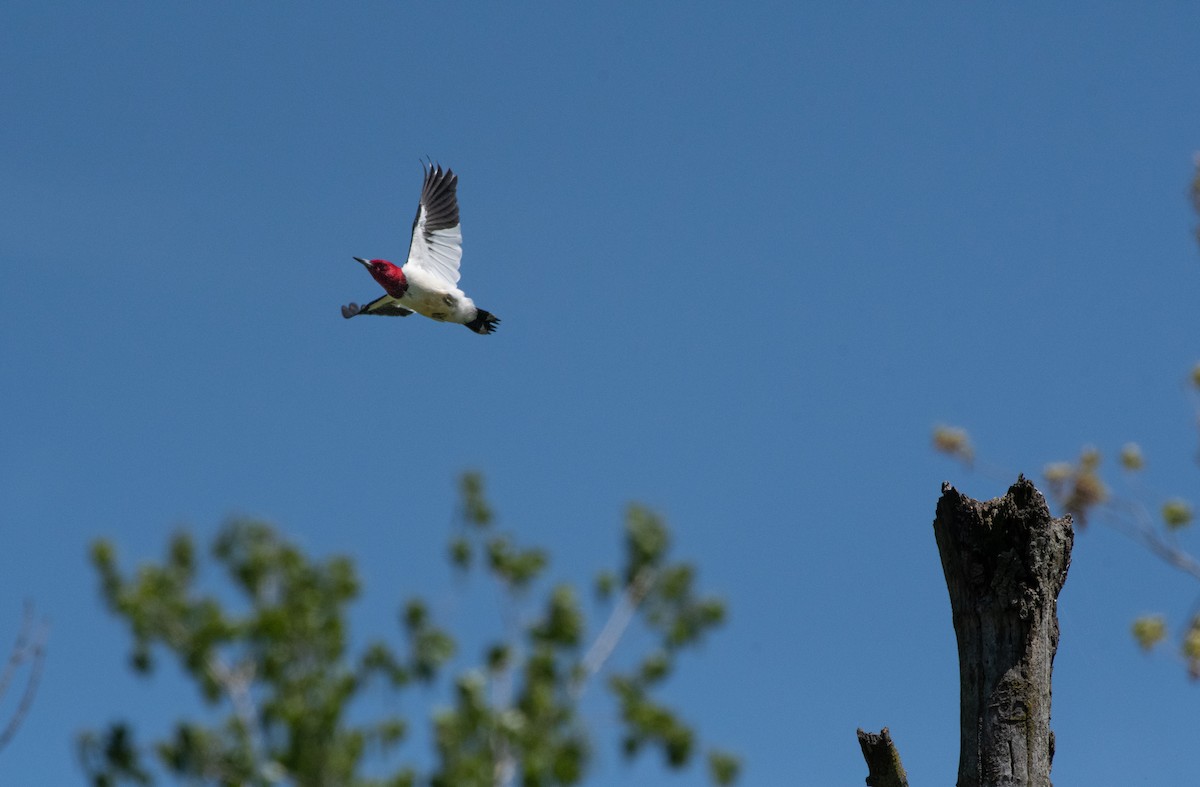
857,727,909,787
934,477,1072,787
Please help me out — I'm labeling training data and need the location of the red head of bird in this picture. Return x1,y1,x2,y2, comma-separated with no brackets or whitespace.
354,257,407,298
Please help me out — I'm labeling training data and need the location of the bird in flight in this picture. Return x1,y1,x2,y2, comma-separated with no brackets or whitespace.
341,163,499,334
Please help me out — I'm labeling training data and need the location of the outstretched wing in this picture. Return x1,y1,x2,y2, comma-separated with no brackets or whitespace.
342,294,414,319
403,162,463,287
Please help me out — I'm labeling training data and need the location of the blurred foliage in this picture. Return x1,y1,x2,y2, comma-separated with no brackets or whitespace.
79,473,738,786
1132,616,1167,651
1119,442,1144,472
931,425,974,468
1162,499,1194,531
1041,446,1108,528
935,430,1200,678
933,156,1200,680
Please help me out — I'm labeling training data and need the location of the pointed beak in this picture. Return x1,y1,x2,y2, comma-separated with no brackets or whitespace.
352,256,370,267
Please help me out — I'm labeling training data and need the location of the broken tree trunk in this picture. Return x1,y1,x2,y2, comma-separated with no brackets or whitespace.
934,476,1073,787
856,727,909,787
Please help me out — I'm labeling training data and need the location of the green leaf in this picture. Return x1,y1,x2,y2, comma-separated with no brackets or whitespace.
167,531,195,577
594,570,616,601
708,749,741,785
460,472,493,527
533,585,583,648
486,643,511,672
639,651,671,684
1119,442,1144,471
1183,617,1200,662
403,598,428,630
1131,616,1166,651
625,505,669,582
449,536,472,569
1162,498,1193,530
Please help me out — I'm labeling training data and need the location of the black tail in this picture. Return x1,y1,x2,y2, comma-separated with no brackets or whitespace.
465,308,500,335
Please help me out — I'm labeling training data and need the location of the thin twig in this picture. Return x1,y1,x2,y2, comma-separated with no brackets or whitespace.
0,601,37,701
0,605,48,752
489,561,524,787
941,444,1200,585
1098,499,1200,583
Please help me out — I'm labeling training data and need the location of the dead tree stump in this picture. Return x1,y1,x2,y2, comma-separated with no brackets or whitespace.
856,727,909,787
934,476,1073,787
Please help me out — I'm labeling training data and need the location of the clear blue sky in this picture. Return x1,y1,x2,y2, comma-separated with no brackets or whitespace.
3,2,1199,784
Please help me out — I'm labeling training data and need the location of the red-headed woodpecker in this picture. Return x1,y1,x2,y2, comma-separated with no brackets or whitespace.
341,163,499,334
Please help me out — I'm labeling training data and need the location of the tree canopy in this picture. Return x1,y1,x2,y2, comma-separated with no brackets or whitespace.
79,473,739,787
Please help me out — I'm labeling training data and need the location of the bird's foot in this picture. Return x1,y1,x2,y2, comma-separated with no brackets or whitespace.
341,303,361,319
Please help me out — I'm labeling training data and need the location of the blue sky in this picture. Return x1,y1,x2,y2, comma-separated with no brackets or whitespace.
3,2,1200,784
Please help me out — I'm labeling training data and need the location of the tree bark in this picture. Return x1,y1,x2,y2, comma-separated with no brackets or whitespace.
933,477,1072,787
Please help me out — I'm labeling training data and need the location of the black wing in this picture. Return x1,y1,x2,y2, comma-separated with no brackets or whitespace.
342,294,414,319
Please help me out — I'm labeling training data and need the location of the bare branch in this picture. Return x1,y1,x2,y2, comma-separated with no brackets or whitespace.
1098,498,1200,583
0,602,36,701
936,428,1200,587
0,603,48,752
159,617,271,779
573,567,655,699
